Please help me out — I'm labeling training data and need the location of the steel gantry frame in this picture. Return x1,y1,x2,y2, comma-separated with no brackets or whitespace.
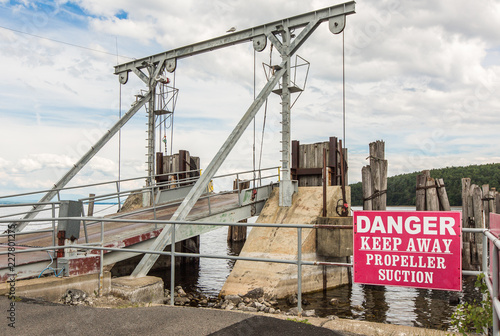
122,2,356,277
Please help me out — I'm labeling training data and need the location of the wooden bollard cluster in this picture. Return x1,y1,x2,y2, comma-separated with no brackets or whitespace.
462,180,500,270
361,140,388,210
461,178,484,271
415,170,451,211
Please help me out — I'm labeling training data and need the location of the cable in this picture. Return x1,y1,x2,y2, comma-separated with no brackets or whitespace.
253,49,256,188
0,24,135,60
342,30,346,148
116,37,122,193
38,250,64,278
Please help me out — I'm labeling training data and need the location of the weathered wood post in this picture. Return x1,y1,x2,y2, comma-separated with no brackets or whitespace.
228,180,250,242
461,178,471,270
361,166,372,210
436,178,451,211
415,171,450,211
362,140,387,210
415,171,428,211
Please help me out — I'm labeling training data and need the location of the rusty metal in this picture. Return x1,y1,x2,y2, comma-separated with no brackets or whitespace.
313,225,352,229
338,139,348,217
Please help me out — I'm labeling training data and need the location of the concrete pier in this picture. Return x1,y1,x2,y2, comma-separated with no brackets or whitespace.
220,186,351,299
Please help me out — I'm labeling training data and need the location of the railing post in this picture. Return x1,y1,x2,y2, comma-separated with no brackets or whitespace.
170,223,175,306
297,227,302,317
493,243,499,335
236,174,241,206
483,232,488,274
51,203,56,259
99,220,104,297
116,181,121,212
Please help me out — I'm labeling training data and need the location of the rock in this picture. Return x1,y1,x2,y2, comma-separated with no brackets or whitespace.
264,306,270,313
288,307,299,316
237,302,246,310
303,309,316,317
269,300,278,306
207,302,215,308
244,287,264,299
257,297,264,303
244,297,251,304
176,287,187,297
164,289,170,297
286,294,298,306
241,306,258,312
330,298,339,306
225,302,235,311
301,298,310,306
326,315,337,320
352,305,363,312
174,297,190,306
225,295,242,305
200,299,208,307
275,309,281,314
61,289,89,305
254,302,265,311
269,308,276,314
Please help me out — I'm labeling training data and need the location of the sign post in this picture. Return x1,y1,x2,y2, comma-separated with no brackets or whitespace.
353,211,462,291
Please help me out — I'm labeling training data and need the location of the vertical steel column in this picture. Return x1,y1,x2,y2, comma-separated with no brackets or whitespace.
279,27,294,207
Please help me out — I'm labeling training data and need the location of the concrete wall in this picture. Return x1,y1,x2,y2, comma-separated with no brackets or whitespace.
0,272,111,302
220,186,351,299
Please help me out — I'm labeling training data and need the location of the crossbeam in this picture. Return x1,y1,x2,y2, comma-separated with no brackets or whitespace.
113,2,355,76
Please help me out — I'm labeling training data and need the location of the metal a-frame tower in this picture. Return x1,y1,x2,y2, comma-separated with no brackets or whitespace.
15,2,356,278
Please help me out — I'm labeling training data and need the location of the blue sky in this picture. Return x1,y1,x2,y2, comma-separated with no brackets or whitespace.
0,0,500,197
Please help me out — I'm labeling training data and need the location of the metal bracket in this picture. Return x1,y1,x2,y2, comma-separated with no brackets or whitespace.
329,15,346,34
253,35,267,52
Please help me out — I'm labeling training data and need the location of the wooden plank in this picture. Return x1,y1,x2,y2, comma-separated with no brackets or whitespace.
472,185,483,228
369,142,381,210
416,172,427,211
462,178,471,228
362,166,372,210
425,177,439,211
436,178,451,211
482,184,490,228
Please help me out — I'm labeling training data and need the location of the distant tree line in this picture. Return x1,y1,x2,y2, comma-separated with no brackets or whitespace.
350,163,500,206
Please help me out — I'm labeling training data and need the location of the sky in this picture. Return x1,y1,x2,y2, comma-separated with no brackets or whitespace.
0,0,499,199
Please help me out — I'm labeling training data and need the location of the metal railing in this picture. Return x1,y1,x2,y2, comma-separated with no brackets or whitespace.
3,214,500,323
0,167,280,231
0,215,352,315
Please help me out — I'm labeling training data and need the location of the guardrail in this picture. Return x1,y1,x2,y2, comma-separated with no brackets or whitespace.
0,167,280,230
0,216,351,315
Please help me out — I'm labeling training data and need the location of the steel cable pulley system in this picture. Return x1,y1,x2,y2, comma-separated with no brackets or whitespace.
154,71,179,156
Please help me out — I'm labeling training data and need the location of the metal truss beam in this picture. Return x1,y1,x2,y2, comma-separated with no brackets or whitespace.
131,66,286,276
14,93,151,232
113,2,355,76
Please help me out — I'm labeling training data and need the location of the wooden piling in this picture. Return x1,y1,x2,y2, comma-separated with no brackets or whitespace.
362,140,387,210
361,166,372,211
415,172,427,211
436,178,451,211
425,176,439,211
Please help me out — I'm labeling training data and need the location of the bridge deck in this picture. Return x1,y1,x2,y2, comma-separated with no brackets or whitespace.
0,192,239,271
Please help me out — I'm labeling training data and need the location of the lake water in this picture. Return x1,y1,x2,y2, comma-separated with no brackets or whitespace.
1,204,479,332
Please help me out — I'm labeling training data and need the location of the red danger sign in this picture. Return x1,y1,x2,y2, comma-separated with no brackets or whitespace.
353,211,462,291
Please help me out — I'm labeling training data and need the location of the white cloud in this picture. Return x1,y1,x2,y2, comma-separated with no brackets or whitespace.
1,0,499,196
